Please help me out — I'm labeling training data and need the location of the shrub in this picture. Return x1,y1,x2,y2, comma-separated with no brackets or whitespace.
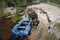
0,8,5,18
11,9,22,23
5,12,12,16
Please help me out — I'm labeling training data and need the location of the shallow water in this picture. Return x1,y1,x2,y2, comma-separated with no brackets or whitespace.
0,18,13,40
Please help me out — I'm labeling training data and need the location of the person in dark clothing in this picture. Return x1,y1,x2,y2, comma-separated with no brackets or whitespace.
27,8,39,29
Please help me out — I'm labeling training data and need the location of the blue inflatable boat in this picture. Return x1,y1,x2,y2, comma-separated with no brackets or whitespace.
11,18,32,36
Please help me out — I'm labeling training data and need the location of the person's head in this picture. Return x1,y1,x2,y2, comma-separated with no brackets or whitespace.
27,8,32,14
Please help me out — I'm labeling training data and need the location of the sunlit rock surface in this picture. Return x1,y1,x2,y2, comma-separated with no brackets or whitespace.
26,3,60,40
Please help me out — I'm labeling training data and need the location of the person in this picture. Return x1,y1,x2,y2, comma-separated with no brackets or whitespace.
27,8,39,29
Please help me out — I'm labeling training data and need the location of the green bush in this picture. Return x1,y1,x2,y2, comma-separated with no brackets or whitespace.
5,12,12,16
0,1,3,6
17,7,25,13
16,0,26,7
11,16,17,23
0,8,5,18
11,14,22,23
11,9,22,23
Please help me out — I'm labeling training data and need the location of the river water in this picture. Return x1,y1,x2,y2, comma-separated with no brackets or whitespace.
0,18,13,40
